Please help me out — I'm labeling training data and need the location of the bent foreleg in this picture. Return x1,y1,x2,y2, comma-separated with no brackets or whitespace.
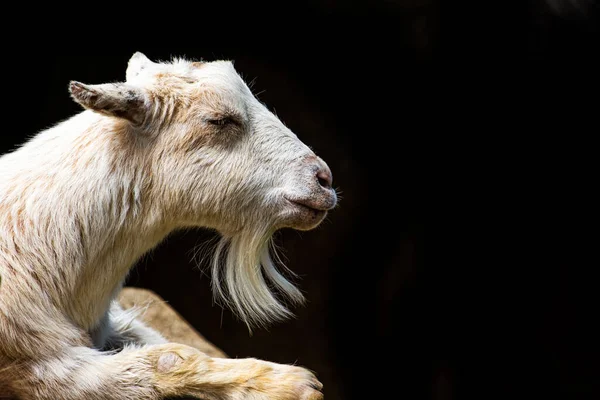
12,343,323,400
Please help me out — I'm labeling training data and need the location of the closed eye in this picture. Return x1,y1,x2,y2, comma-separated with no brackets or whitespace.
206,116,238,126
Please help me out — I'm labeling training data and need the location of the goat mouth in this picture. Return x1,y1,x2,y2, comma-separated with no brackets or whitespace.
282,198,330,230
285,198,330,214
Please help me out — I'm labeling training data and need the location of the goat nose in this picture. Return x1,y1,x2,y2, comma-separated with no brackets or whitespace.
316,168,333,189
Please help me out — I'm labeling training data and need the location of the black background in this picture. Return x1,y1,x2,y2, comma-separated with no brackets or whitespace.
1,1,598,399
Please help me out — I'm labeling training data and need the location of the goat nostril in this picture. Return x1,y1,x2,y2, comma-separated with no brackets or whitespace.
316,170,332,189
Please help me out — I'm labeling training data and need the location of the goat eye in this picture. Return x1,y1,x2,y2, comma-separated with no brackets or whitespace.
207,117,234,126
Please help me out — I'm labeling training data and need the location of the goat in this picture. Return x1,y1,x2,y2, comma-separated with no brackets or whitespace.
0,52,337,399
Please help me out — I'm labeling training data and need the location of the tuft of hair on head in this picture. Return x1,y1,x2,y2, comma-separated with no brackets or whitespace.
210,226,305,333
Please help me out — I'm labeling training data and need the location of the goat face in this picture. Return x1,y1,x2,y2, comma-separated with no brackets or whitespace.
69,52,338,327
71,52,336,234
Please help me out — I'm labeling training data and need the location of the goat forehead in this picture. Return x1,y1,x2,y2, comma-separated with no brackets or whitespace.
193,63,285,120
194,62,251,95
135,59,248,94
149,60,287,125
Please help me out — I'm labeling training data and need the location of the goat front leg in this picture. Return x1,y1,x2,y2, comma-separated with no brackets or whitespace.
14,343,323,400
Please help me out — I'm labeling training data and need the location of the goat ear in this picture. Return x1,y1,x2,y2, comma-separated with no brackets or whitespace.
126,51,154,81
69,81,148,125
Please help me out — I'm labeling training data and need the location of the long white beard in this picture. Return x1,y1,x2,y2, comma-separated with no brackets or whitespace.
210,227,305,332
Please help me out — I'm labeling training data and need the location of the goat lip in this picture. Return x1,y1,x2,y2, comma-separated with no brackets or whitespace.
285,198,330,212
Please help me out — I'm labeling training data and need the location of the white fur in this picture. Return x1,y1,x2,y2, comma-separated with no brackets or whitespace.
0,52,335,399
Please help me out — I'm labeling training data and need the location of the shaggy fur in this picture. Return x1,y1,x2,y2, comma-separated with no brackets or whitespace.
0,52,336,399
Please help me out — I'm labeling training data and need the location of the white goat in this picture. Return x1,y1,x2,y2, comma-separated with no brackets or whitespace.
0,52,337,399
